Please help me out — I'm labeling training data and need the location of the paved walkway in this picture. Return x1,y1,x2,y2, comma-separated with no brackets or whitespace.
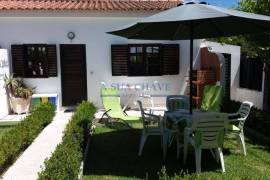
0,114,27,122
2,111,73,180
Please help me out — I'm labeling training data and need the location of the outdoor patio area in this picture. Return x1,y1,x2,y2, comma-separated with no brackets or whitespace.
83,119,270,179
0,0,270,179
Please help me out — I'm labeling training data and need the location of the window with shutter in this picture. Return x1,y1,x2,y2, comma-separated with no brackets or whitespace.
11,44,57,78
111,44,179,76
240,56,263,91
11,45,25,77
111,45,129,76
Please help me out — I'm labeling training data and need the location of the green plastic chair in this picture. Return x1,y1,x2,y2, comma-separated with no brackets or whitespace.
183,112,227,173
200,85,224,112
101,88,140,124
225,101,253,156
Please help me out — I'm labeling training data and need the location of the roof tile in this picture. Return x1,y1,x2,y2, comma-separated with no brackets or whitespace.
0,0,181,11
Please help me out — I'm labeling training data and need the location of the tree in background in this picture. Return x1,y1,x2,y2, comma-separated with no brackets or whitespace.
238,0,270,61
213,0,270,111
215,0,270,60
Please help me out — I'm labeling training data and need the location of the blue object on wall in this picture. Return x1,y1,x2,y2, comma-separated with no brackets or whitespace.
49,97,57,107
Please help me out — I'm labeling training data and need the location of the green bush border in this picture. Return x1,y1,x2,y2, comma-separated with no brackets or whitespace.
0,103,55,174
38,101,96,180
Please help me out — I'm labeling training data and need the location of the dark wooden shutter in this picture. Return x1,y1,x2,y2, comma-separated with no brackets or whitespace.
223,53,231,100
111,45,128,76
47,44,58,77
252,58,263,91
240,56,263,91
11,45,25,77
240,56,247,88
162,44,179,75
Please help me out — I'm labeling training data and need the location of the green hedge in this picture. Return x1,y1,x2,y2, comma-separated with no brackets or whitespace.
38,101,96,180
0,103,55,173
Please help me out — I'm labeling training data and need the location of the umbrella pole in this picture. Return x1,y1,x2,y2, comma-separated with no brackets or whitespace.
189,25,194,115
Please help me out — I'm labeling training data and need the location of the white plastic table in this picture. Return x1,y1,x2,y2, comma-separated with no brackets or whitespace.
164,110,229,128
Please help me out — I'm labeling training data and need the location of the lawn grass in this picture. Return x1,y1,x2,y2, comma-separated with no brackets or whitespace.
0,121,19,138
83,121,270,180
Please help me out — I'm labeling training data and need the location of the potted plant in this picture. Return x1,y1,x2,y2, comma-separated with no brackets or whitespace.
4,74,34,114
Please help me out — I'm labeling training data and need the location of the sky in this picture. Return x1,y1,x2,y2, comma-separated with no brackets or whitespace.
204,0,239,7
183,0,240,8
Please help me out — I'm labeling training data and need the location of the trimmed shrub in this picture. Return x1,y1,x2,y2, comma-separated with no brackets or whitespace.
0,103,55,173
38,101,96,180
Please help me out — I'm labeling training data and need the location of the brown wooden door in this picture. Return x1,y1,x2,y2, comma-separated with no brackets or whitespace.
60,44,87,106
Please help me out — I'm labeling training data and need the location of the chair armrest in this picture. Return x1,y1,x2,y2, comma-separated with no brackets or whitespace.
144,113,160,119
144,114,160,124
228,113,238,116
227,113,240,119
227,117,246,122
145,114,164,130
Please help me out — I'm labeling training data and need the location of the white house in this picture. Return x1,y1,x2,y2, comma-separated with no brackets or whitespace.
0,0,265,117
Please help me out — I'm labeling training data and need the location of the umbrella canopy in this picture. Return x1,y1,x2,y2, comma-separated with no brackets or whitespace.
108,3,270,114
109,3,270,40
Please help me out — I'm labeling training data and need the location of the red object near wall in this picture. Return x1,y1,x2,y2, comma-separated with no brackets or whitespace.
200,47,221,82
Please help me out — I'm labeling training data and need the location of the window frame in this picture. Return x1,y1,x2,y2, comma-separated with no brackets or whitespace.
111,43,179,76
23,44,49,78
127,44,162,76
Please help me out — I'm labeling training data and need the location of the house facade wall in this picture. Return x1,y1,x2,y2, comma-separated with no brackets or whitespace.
205,41,264,109
0,12,261,111
0,11,202,109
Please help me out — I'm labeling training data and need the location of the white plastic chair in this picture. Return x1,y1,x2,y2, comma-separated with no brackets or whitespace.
165,95,189,159
166,95,189,112
226,101,253,156
139,94,166,114
137,100,168,159
183,112,227,173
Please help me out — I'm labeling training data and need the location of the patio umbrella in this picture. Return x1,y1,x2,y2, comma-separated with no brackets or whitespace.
108,3,270,114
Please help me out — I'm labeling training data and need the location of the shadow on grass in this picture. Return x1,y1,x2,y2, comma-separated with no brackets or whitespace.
83,125,223,179
104,120,140,130
245,132,270,151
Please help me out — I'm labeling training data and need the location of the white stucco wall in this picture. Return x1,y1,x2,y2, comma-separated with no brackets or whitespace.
0,11,202,108
0,49,10,118
0,11,263,110
205,41,264,109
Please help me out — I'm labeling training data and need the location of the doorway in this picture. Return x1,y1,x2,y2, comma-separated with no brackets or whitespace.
60,44,87,106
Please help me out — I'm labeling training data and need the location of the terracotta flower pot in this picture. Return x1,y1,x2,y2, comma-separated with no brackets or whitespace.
9,96,31,114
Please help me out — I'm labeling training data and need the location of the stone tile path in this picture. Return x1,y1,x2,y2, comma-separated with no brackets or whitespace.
2,111,72,180
0,114,27,122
